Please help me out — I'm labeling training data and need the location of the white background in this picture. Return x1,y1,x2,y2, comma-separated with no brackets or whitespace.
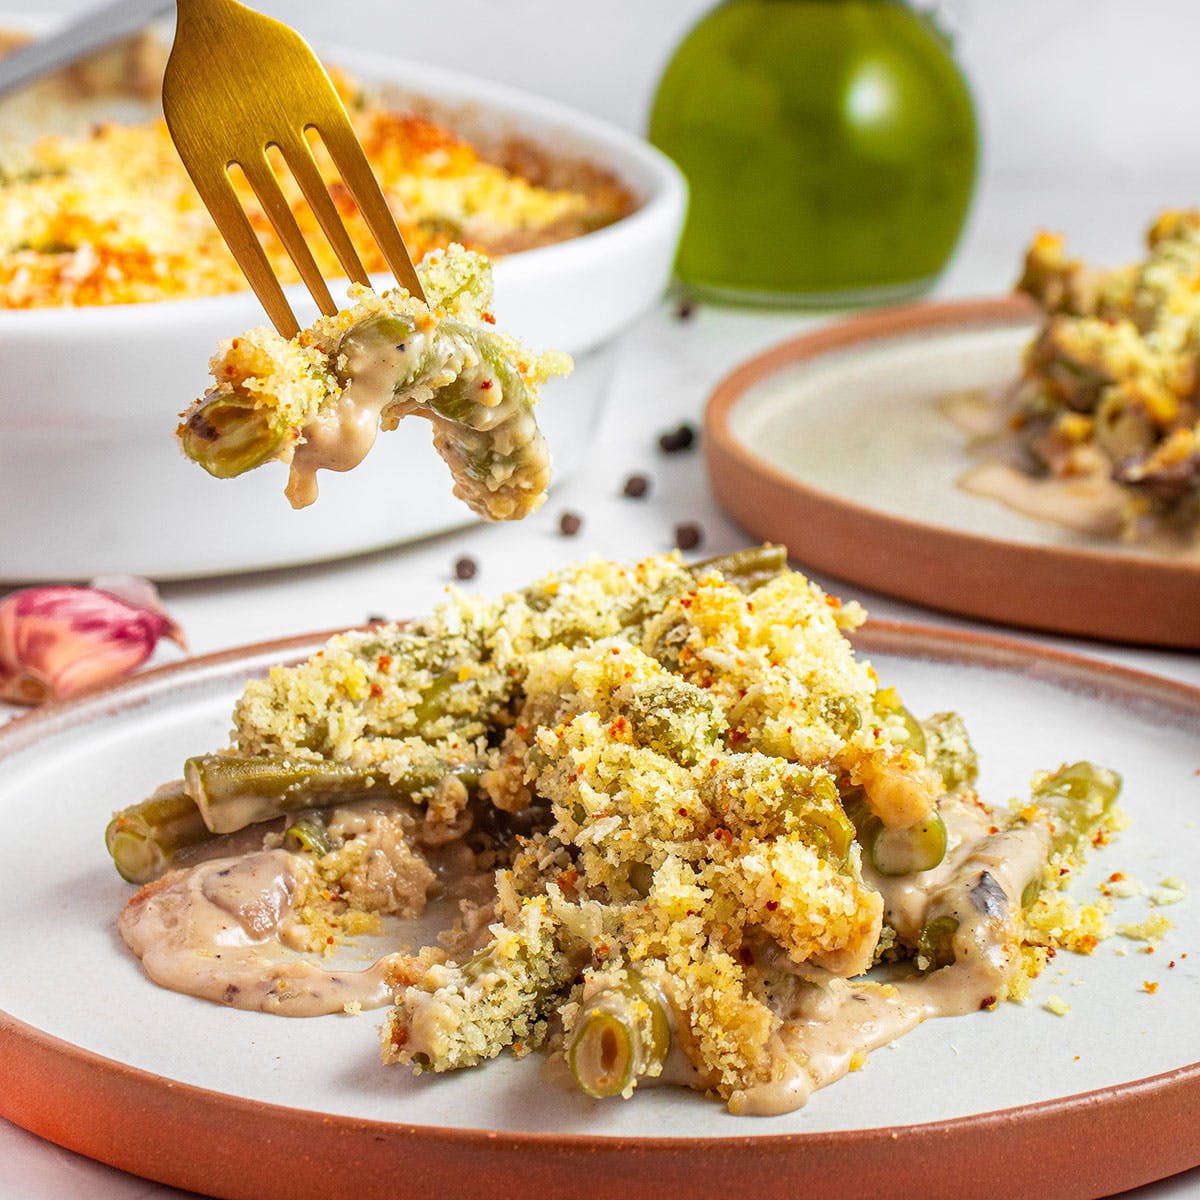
6,2,1200,1198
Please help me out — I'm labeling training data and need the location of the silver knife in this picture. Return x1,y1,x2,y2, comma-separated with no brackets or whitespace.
0,0,175,101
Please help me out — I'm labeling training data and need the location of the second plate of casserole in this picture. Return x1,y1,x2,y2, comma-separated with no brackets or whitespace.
703,297,1200,648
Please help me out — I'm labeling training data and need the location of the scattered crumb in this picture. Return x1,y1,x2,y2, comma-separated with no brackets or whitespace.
343,1000,363,1015
1150,875,1188,907
1143,980,1160,994
1119,913,1173,943
1099,873,1143,899
1044,995,1071,1016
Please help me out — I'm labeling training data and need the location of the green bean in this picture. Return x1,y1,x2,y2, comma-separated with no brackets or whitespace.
690,544,788,592
882,701,927,756
425,329,526,426
283,817,331,857
409,666,462,729
334,313,418,388
105,780,212,884
184,753,480,834
899,708,927,755
917,914,959,970
337,310,552,521
178,391,288,479
620,673,725,765
787,772,856,862
871,690,932,757
920,711,978,790
911,764,1115,973
1032,761,1122,854
846,787,947,876
923,761,1117,922
567,970,671,1099
866,810,948,876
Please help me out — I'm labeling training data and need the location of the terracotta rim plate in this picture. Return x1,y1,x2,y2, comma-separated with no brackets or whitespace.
1,628,1198,1200
703,296,1200,649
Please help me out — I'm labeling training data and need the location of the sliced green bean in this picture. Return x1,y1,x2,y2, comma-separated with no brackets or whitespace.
892,705,927,757
178,391,288,479
1032,761,1122,854
283,817,332,857
334,312,418,389
105,780,212,884
184,753,481,834
786,772,856,862
867,810,948,876
917,914,960,970
920,711,978,790
567,970,671,1099
690,544,788,592
871,690,926,756
847,786,947,876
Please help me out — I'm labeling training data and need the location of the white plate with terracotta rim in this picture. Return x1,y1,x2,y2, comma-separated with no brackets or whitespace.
703,296,1200,649
0,626,1197,1200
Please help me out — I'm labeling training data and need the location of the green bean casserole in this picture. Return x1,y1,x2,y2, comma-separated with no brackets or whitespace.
107,548,1124,1114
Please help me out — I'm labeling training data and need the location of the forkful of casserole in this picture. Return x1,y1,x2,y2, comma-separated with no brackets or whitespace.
164,0,568,518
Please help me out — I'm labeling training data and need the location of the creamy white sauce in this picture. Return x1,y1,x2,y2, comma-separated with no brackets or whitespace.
119,849,400,1016
941,388,1199,556
959,462,1127,538
286,335,425,508
732,805,1056,1116
119,777,1070,1109
119,795,497,1018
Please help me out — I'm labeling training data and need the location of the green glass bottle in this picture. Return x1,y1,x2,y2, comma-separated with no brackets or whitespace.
649,0,978,307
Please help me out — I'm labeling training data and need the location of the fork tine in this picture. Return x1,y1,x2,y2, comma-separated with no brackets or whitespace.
187,162,300,338
238,151,338,319
313,111,427,302
275,133,372,290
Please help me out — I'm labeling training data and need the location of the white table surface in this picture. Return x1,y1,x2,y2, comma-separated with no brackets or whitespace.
2,155,1199,1200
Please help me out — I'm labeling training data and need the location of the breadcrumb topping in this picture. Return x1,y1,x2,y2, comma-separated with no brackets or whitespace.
0,72,633,308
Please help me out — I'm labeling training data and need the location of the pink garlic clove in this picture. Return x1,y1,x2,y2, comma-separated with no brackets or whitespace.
0,578,186,706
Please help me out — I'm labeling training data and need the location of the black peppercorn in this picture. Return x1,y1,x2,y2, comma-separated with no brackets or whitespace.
658,423,696,453
674,522,704,551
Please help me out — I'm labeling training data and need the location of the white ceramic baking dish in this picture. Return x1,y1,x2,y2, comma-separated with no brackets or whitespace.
0,47,686,581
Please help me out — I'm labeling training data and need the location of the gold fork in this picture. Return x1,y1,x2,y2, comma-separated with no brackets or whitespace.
162,0,426,338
